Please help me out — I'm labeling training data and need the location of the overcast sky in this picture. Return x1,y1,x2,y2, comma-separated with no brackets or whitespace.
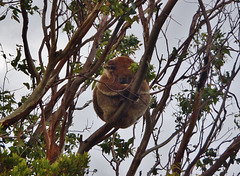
1,0,240,175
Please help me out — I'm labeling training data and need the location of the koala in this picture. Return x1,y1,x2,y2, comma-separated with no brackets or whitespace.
93,56,150,128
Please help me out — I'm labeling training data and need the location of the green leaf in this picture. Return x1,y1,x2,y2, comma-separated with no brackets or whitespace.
23,83,30,90
0,14,6,21
11,48,21,68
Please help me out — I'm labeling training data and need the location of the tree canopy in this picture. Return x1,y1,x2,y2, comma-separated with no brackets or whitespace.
0,0,240,175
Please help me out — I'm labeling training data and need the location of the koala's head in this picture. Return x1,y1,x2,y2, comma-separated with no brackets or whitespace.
103,56,134,84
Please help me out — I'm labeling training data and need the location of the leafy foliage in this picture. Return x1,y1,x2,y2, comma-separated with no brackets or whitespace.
0,91,16,117
10,45,30,76
0,0,39,23
0,149,90,176
101,0,137,21
196,148,217,172
129,62,156,82
98,133,134,161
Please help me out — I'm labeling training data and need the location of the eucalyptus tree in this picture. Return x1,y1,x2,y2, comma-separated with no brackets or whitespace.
0,0,240,175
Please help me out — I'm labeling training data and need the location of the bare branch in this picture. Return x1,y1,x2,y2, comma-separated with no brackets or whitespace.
20,0,40,84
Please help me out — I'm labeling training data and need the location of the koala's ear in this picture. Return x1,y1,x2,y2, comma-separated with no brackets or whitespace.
104,60,116,70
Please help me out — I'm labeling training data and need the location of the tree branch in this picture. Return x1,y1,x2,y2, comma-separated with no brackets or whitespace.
126,0,179,175
172,1,213,173
0,0,104,128
202,136,240,176
20,0,40,84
